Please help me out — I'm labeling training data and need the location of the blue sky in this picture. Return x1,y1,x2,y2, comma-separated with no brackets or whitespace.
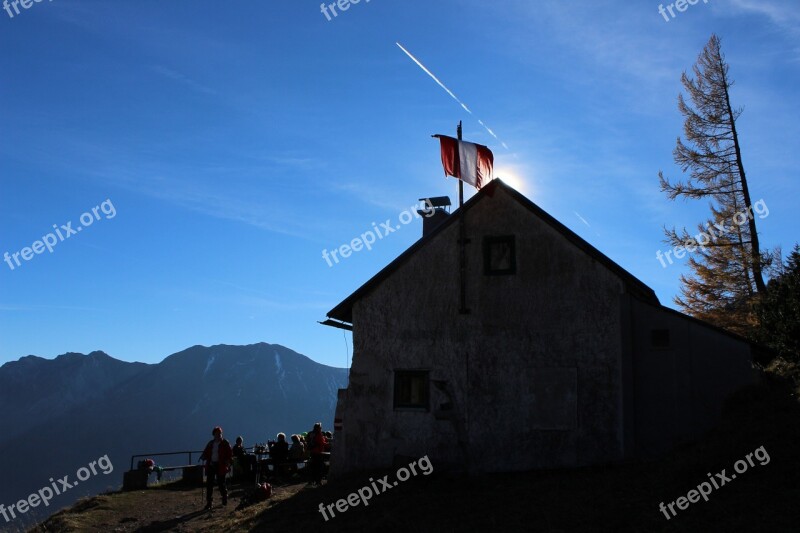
1,0,798,367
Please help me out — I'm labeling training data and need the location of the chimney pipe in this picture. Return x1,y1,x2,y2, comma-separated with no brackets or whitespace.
417,196,451,237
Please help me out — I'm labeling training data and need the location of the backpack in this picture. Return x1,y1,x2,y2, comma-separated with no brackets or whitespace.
256,482,272,501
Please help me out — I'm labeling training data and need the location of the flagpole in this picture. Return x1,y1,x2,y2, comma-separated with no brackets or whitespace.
457,121,468,315
457,121,464,208
456,121,470,475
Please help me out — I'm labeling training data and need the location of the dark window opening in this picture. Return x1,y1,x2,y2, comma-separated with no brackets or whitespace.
651,329,670,348
394,371,429,410
484,235,517,275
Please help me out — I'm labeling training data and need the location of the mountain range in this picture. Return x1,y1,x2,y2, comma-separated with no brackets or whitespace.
0,343,348,530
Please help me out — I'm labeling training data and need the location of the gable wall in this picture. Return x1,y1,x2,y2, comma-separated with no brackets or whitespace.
333,187,634,475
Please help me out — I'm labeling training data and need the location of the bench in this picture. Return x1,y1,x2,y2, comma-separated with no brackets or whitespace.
122,464,203,490
256,455,331,482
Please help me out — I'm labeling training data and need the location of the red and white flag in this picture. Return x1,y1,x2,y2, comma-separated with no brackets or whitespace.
435,135,494,189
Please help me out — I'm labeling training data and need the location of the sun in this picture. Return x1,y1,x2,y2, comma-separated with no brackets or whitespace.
493,166,529,196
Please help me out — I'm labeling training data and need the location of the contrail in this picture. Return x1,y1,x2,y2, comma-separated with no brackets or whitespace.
478,120,497,139
395,42,472,115
396,42,508,149
574,211,591,227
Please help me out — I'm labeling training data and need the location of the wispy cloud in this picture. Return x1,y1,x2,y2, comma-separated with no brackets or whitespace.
330,182,412,212
728,0,800,58
0,304,102,312
31,135,326,240
197,280,330,311
138,177,319,240
728,0,800,30
151,65,217,95
506,2,682,113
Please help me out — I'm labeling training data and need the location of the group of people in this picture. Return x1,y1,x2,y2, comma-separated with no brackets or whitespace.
199,423,332,509
265,429,333,461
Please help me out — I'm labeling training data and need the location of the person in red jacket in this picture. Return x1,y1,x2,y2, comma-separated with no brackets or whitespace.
199,426,233,509
308,422,328,486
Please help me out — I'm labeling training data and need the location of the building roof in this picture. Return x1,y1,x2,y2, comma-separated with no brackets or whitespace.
326,179,660,325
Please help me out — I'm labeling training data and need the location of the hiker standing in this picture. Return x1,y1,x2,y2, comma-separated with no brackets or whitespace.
200,426,233,509
308,422,328,486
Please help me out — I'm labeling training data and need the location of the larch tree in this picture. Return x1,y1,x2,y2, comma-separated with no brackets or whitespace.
659,34,768,335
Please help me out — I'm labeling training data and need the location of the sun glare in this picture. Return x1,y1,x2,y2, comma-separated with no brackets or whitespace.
494,167,530,197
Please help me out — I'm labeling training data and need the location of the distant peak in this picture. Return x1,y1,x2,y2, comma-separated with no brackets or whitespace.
57,351,105,359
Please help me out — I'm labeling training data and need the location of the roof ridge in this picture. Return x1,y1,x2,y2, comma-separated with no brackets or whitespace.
325,179,658,324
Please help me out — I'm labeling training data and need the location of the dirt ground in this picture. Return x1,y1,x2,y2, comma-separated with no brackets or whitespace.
30,478,306,533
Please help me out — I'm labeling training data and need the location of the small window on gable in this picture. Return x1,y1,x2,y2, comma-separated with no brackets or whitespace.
651,329,670,349
484,235,516,275
394,370,429,410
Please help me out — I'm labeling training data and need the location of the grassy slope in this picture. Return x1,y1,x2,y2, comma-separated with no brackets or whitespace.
31,369,800,533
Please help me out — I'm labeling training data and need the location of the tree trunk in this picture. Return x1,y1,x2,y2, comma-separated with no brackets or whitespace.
720,56,767,294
